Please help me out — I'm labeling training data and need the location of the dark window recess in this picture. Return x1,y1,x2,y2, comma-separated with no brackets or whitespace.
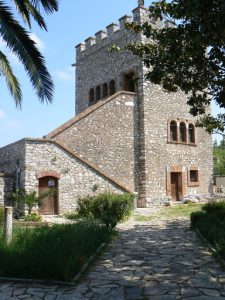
109,80,116,95
96,86,101,100
188,124,195,143
89,88,95,104
180,122,186,142
190,170,198,182
102,83,108,98
170,121,178,141
123,72,135,92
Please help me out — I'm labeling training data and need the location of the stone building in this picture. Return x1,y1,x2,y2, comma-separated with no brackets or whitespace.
0,0,213,214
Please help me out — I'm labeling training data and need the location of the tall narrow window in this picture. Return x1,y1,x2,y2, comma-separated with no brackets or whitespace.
96,86,101,101
188,124,195,143
170,121,178,142
123,72,135,92
89,88,94,104
109,80,116,95
102,83,108,98
180,122,187,143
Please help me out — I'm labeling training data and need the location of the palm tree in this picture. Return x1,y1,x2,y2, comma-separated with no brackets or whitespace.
0,0,58,107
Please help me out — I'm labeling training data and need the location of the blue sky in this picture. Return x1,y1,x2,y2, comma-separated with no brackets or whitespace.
0,0,147,147
0,0,220,146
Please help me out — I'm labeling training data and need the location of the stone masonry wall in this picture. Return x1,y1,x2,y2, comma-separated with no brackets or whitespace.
0,140,26,195
51,92,137,191
142,79,213,206
75,6,150,115
24,140,127,213
0,174,4,206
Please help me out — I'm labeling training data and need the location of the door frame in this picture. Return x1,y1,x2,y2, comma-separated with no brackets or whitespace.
167,165,186,201
38,176,59,215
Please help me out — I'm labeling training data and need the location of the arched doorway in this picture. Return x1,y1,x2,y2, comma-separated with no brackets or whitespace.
38,176,58,215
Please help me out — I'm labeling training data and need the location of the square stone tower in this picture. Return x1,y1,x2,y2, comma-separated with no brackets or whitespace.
73,1,213,207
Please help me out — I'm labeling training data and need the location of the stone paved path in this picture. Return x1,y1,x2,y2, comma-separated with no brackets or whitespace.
1,216,225,299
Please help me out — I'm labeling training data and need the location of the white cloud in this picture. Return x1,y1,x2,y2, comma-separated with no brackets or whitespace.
0,110,5,119
29,33,45,50
54,70,73,81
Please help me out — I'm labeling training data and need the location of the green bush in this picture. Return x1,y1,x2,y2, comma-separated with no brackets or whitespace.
24,213,42,222
64,212,80,220
77,192,134,228
190,201,225,259
77,195,94,217
0,220,111,281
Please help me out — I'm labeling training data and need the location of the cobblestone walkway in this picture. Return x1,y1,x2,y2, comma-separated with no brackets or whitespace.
1,216,225,299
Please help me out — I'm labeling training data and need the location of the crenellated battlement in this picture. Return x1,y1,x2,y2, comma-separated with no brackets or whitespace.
75,6,150,57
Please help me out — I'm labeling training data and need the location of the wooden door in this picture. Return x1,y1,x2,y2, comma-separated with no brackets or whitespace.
38,176,58,215
171,172,181,201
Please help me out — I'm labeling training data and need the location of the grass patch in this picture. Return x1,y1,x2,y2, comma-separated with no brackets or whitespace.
134,203,203,221
0,220,112,281
191,201,225,260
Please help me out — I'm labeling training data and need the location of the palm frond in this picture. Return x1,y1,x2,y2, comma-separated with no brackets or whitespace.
12,0,47,30
11,0,31,28
24,0,47,30
0,50,22,107
0,1,54,103
31,0,58,14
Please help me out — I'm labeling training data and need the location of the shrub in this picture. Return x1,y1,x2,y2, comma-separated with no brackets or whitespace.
190,201,225,259
64,212,80,220
77,195,94,217
77,192,134,228
24,213,42,222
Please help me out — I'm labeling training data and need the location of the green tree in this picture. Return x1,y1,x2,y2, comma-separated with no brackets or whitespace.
125,0,225,134
0,0,58,107
219,136,225,150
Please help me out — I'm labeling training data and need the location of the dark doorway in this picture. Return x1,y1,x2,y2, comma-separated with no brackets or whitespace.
171,172,182,201
38,176,58,215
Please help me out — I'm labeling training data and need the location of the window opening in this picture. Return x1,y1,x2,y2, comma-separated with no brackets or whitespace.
180,122,187,142
170,121,178,141
109,80,116,95
102,83,108,98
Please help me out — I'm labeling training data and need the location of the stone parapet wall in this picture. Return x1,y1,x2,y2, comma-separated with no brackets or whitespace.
51,92,137,191
75,6,153,115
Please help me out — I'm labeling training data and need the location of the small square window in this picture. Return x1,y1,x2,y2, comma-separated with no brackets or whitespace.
48,180,55,187
188,168,199,186
190,170,198,182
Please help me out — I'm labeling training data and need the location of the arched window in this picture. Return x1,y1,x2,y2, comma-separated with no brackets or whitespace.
89,88,94,104
102,83,108,98
180,122,187,143
188,124,195,143
96,86,101,101
109,80,116,95
170,121,178,141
